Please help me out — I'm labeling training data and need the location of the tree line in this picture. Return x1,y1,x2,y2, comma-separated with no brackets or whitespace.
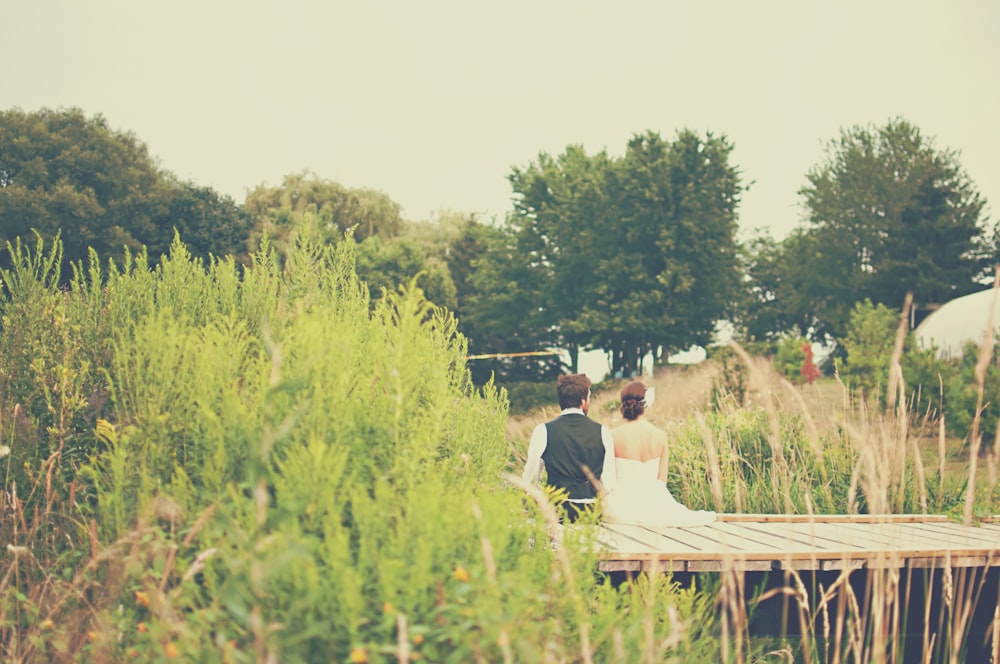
1,107,995,384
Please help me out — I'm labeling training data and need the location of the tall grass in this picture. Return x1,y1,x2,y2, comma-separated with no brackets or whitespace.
0,233,730,662
2,231,999,661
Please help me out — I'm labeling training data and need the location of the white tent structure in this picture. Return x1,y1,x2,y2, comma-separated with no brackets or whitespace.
914,288,1000,359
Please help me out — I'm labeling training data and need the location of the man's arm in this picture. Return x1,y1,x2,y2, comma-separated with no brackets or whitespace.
522,423,547,485
599,425,617,491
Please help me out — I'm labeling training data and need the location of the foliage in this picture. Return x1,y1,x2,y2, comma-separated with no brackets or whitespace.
0,233,732,662
506,130,743,376
773,332,810,384
707,345,749,408
742,118,996,344
800,343,821,383
0,107,250,277
902,340,1000,444
355,234,457,311
244,171,404,256
451,218,564,384
738,230,832,342
836,299,900,402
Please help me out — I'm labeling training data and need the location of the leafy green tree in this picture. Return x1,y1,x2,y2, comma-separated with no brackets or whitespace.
508,145,613,372
795,118,994,340
0,107,252,275
355,235,456,311
507,130,743,376
836,299,899,401
447,217,563,384
0,107,161,273
143,177,252,265
245,171,403,253
739,230,836,342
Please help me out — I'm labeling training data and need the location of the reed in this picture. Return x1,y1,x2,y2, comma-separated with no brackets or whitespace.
1,231,998,661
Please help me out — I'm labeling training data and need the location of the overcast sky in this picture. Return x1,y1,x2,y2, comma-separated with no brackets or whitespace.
2,1,998,241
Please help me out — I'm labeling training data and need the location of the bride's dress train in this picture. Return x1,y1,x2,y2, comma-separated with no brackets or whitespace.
604,458,715,528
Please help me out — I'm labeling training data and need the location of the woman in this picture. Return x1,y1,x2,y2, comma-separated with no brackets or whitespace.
603,380,715,527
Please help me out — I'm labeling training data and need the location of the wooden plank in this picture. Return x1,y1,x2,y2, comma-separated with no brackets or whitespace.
688,559,774,572
701,522,810,554
803,522,956,552
598,560,644,572
818,523,929,550
594,527,659,555
716,513,951,524
907,522,1000,547
637,559,689,573
596,518,1000,572
602,523,706,553
749,521,871,552
889,523,1000,550
908,556,987,569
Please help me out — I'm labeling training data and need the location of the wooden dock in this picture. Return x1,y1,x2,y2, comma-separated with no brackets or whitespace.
596,514,1000,573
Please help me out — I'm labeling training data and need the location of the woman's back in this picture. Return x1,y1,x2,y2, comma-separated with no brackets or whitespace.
612,419,667,462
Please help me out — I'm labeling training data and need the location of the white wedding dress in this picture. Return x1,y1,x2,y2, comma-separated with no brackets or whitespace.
604,458,716,528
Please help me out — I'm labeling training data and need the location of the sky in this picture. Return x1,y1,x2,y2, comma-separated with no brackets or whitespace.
2,1,998,242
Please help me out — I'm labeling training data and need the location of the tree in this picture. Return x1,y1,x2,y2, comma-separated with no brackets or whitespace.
836,299,899,401
355,235,457,312
0,107,161,273
795,118,993,340
143,178,253,266
244,172,403,254
0,107,253,275
446,217,563,384
739,228,851,342
507,131,743,376
508,145,613,372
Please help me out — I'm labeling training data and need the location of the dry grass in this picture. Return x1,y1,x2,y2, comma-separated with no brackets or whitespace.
508,361,844,443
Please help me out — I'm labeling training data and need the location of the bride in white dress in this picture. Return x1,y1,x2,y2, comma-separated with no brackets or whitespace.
603,381,715,528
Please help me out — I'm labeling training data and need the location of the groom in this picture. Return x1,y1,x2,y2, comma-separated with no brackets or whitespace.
522,374,617,523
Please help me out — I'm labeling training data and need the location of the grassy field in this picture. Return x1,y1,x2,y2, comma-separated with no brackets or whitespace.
3,235,999,661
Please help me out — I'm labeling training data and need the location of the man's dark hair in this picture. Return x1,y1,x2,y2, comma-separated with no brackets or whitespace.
556,374,591,410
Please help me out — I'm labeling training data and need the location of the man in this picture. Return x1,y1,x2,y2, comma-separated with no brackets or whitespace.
522,374,617,523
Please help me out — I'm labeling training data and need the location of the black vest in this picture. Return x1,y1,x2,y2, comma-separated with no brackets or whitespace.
542,413,605,500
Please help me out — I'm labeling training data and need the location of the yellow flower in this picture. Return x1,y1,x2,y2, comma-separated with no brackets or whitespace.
349,647,368,663
383,602,394,614
134,590,150,608
39,619,54,630
137,622,148,633
164,641,180,658
453,566,471,582
412,634,424,645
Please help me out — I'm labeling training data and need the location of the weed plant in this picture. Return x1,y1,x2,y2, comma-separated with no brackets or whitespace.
1,231,1000,661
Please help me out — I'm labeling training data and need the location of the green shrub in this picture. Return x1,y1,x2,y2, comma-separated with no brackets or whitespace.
836,299,898,401
773,331,809,383
1,233,730,662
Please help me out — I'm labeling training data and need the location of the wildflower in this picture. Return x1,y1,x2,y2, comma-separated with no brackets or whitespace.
137,622,148,633
134,590,150,608
349,646,368,662
383,602,394,615
413,634,424,645
127,648,139,658
40,619,54,630
453,566,470,582
165,641,180,658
